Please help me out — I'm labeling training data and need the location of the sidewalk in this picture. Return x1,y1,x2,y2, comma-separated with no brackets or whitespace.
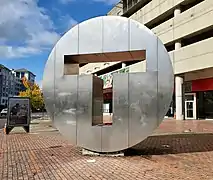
0,119,213,180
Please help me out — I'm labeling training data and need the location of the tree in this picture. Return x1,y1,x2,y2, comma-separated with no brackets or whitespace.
19,77,44,111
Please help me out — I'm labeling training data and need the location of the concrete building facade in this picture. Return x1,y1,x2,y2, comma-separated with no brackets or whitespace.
0,65,22,107
0,65,35,107
13,68,36,91
80,0,213,120
14,68,35,84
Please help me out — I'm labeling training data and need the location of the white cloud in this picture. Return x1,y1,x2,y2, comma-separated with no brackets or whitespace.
59,0,75,4
0,45,41,58
51,8,78,35
27,31,60,47
68,17,78,28
60,15,78,33
0,0,62,58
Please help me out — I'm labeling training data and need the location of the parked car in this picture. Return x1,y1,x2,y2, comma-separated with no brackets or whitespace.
0,108,7,116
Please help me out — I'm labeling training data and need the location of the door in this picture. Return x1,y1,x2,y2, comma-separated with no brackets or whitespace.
185,93,197,119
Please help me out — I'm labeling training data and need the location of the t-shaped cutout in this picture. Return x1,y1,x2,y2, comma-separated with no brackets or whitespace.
64,50,146,75
63,50,146,126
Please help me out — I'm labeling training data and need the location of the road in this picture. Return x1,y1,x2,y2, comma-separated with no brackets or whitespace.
0,112,49,129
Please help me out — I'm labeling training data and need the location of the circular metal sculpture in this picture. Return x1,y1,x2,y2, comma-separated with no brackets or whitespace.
43,16,174,153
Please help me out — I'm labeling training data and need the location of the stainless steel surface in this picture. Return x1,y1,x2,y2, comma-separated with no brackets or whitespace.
129,19,158,72
77,75,102,152
102,73,129,152
42,16,174,152
157,38,174,125
92,76,103,126
54,75,78,143
128,72,158,147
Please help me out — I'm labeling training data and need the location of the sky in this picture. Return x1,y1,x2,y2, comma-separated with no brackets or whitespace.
0,0,119,87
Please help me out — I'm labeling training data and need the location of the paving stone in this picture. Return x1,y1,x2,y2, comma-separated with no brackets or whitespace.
0,120,213,179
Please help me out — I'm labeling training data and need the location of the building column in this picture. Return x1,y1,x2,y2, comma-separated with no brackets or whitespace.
174,6,181,17
175,40,182,50
122,63,126,68
175,76,184,120
174,6,181,51
174,7,183,119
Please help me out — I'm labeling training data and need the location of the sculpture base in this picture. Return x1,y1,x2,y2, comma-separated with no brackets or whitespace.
82,149,124,157
5,125,30,134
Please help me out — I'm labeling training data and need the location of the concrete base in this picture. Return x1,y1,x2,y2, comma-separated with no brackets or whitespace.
82,149,124,157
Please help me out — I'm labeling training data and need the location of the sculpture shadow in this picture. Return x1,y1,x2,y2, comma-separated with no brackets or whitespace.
124,133,213,156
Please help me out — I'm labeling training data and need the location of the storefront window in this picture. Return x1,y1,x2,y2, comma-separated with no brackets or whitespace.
204,91,213,119
197,91,213,119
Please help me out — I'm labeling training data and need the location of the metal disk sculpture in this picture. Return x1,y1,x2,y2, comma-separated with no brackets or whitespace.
42,16,174,153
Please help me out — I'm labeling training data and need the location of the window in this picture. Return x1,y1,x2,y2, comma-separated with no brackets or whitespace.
21,72,25,78
16,72,20,78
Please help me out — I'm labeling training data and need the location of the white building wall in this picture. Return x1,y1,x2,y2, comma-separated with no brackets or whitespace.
152,1,213,45
24,72,29,80
170,37,213,74
80,0,213,76
130,0,185,24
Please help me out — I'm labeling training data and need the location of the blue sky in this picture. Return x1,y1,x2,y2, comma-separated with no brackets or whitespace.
0,0,119,86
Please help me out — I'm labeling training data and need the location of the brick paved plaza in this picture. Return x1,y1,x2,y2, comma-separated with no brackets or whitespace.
1,119,213,180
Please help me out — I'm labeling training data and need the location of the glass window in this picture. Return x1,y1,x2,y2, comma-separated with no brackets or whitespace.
185,94,194,101
204,91,213,119
16,72,20,77
21,72,25,78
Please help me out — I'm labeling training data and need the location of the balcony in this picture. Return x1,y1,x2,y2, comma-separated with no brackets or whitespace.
122,0,151,17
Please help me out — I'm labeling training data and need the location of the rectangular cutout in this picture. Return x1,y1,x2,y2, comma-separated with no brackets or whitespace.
64,50,146,65
64,64,79,75
92,76,104,126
